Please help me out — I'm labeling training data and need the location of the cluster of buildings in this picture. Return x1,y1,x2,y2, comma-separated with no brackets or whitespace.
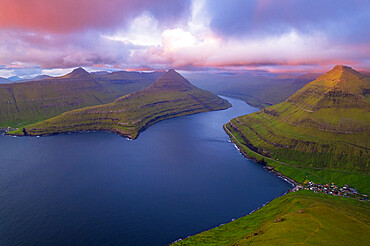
293,181,367,200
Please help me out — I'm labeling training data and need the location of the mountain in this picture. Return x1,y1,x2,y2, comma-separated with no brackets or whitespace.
0,77,10,83
10,69,231,139
8,76,22,81
91,71,110,76
22,74,53,82
185,72,320,108
0,68,162,128
93,70,163,82
224,65,370,193
0,75,53,83
33,74,52,80
60,67,93,79
16,75,53,83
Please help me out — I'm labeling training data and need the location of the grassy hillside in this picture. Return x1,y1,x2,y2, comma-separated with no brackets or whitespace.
186,72,320,108
224,65,369,193
173,190,369,245
0,68,162,128
9,69,230,139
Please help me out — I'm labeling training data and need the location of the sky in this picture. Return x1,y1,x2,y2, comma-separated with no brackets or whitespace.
0,0,369,78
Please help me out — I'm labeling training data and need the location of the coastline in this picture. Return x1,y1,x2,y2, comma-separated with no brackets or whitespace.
5,104,231,140
170,189,291,245
171,132,297,245
171,123,299,245
229,137,299,187
4,127,136,139
223,124,299,188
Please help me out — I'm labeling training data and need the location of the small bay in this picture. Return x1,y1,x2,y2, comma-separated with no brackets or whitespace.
0,97,292,246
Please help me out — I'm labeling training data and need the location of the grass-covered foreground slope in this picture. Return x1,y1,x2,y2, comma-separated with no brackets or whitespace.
10,69,230,139
0,68,162,128
174,190,370,245
225,65,369,193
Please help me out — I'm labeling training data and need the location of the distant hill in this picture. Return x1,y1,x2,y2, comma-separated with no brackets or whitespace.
29,74,53,81
8,76,22,82
91,71,110,76
0,68,162,128
0,77,10,83
0,75,53,84
185,72,321,108
225,65,369,193
10,69,231,139
60,67,93,79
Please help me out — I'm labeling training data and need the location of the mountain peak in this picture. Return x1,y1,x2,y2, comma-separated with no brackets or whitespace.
287,65,369,110
332,64,352,71
321,65,363,81
148,69,194,91
61,67,91,79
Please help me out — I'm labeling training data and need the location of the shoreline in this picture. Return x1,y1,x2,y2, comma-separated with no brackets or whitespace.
223,124,299,188
171,122,299,245
170,189,291,245
230,138,299,188
5,104,231,139
4,128,136,139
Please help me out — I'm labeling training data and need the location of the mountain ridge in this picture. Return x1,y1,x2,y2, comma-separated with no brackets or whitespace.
9,69,231,139
0,69,163,128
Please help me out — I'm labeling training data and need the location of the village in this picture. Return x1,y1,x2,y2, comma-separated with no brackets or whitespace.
292,181,368,200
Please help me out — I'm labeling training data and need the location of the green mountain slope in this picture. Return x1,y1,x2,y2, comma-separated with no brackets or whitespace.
225,65,370,192
11,69,230,139
174,190,370,245
0,68,162,128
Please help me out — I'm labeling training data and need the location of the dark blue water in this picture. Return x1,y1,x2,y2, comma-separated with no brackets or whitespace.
0,97,292,246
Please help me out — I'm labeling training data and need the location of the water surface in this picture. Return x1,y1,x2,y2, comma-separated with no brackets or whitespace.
0,97,292,245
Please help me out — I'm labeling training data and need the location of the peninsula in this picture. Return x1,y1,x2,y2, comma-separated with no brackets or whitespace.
8,69,231,139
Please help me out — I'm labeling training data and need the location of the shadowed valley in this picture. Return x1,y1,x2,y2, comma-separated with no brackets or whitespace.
186,72,321,109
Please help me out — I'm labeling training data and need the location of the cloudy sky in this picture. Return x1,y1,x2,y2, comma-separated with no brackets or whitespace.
0,0,369,78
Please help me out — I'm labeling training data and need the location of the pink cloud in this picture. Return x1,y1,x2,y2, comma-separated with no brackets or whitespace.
0,0,368,74
0,0,190,33
129,28,370,73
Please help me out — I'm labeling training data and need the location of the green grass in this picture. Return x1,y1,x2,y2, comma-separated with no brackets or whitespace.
0,69,162,128
8,70,231,139
225,124,370,194
174,190,370,245
222,66,369,194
